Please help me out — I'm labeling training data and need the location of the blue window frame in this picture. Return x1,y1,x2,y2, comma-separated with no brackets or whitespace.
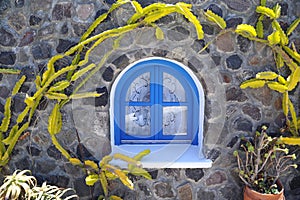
114,58,200,145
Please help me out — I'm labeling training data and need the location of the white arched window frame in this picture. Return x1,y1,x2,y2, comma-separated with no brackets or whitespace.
110,57,212,168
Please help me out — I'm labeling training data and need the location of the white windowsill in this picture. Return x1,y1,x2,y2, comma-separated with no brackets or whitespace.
110,144,212,168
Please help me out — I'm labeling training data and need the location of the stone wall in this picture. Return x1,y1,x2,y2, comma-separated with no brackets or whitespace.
0,0,300,199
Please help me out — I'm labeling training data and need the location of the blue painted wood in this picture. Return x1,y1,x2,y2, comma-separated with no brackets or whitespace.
114,58,200,145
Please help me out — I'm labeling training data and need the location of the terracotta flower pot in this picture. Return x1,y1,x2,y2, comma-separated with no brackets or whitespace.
244,182,285,200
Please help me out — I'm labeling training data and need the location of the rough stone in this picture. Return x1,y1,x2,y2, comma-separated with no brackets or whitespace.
0,86,10,99
64,163,83,178
248,55,269,66
205,99,212,119
60,22,68,34
52,3,73,20
77,4,94,21
113,4,136,26
206,4,223,17
224,0,252,12
26,146,41,156
177,183,192,200
134,50,146,60
18,49,28,62
128,173,143,182
188,61,198,73
202,24,214,35
168,26,190,41
251,43,274,65
220,71,232,83
185,168,204,182
0,114,3,125
237,35,251,53
192,40,210,54
234,117,253,132
72,23,89,36
135,28,155,45
0,0,10,14
19,84,30,93
278,21,289,32
226,17,243,28
164,168,181,181
29,15,42,26
226,54,243,70
31,42,52,60
226,136,239,148
58,129,78,147
76,143,97,162
12,94,26,113
15,0,24,8
237,70,255,83
250,87,272,106
9,13,26,31
216,32,234,52
113,188,136,200
38,24,55,37
211,56,221,66
95,9,108,20
41,175,70,188
47,145,62,160
148,169,158,179
0,51,16,65
56,39,76,53
138,183,152,197
30,0,52,11
242,104,261,121
206,171,227,186
135,0,156,7
53,56,72,72
14,156,32,170
279,2,288,16
290,176,300,190
226,87,248,102
20,66,37,82
0,1,298,199
95,87,108,107
113,55,129,69
154,181,175,198
0,28,16,47
274,113,285,128
207,149,221,161
152,49,168,57
197,189,215,200
35,160,57,174
102,66,114,82
294,2,300,17
220,185,242,200
19,30,36,47
0,102,4,113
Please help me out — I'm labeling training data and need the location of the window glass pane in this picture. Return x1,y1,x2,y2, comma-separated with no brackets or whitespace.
126,72,150,102
163,106,187,135
125,106,151,136
163,73,186,102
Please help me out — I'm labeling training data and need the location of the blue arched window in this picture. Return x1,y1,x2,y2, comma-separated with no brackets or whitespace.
110,57,211,168
113,57,201,145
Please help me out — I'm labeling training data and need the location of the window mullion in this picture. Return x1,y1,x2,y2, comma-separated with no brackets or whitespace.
156,66,163,140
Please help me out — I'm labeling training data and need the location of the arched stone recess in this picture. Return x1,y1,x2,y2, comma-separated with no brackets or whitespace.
72,25,226,164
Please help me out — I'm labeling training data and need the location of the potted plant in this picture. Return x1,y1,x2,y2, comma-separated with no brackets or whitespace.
234,125,297,200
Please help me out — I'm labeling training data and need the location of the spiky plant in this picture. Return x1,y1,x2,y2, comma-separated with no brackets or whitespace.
0,169,78,200
0,170,36,200
27,182,78,200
